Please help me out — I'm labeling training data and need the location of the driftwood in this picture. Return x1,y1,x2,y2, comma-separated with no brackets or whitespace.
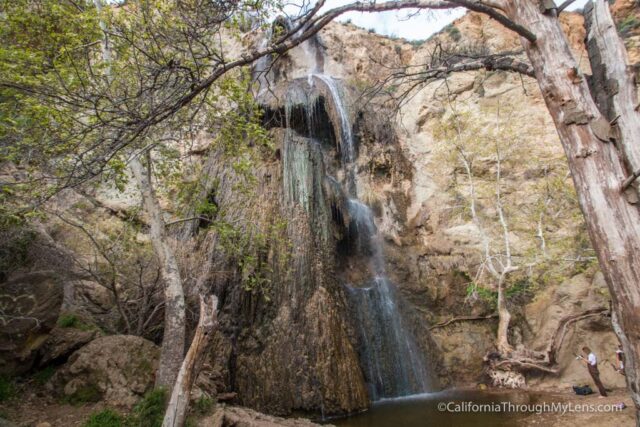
162,295,219,427
546,307,608,365
486,307,608,376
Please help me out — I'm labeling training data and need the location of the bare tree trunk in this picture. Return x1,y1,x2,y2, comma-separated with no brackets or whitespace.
584,0,640,192
130,153,186,390
507,0,640,419
163,295,218,427
496,275,512,354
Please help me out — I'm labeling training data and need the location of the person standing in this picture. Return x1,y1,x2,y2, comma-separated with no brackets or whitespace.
616,344,625,375
579,346,608,397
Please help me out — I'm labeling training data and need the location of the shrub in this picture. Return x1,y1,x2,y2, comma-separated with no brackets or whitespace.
63,384,101,405
193,395,214,415
0,377,14,402
33,366,56,385
618,15,640,36
57,313,96,331
446,24,462,42
83,410,124,427
127,389,167,427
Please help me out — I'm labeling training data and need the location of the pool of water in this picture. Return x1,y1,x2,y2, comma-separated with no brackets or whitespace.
327,389,556,427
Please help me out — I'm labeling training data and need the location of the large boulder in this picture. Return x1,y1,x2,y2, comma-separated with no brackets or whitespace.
49,335,159,407
0,271,63,375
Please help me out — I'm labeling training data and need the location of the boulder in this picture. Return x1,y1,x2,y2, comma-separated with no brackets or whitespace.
72,280,114,314
49,335,159,407
0,271,63,375
37,327,98,366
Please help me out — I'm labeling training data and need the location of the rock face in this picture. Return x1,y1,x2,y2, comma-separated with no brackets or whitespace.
49,335,158,407
0,271,63,375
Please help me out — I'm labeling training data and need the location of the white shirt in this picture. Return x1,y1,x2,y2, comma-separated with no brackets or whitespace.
588,352,597,366
616,349,624,369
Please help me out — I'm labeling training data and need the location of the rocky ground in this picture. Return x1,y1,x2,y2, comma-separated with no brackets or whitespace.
522,388,635,427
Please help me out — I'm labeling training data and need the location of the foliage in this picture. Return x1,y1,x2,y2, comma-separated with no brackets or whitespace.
466,282,497,308
81,390,167,427
618,14,640,36
444,24,462,42
33,366,56,385
63,384,101,405
0,376,15,402
83,409,124,427
0,0,277,214
57,313,96,332
126,389,167,427
192,395,214,415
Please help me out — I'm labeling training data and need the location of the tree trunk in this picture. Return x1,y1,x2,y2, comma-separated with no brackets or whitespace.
130,154,186,390
163,295,218,427
496,275,512,354
584,0,640,195
506,0,640,420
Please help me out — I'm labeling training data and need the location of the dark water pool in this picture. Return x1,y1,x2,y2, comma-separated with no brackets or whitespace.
327,389,556,427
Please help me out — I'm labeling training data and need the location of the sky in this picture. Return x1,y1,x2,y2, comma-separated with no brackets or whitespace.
314,0,591,40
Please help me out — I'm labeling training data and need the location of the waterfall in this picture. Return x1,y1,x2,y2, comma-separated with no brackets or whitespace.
311,75,357,197
316,76,431,400
253,28,432,402
345,200,431,400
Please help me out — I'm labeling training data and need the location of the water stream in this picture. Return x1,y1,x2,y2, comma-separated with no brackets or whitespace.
310,74,431,399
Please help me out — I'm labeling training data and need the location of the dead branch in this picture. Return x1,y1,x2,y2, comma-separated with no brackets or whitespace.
429,313,498,330
546,306,609,365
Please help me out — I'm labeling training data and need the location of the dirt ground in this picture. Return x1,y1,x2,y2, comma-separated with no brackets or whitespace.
521,388,635,427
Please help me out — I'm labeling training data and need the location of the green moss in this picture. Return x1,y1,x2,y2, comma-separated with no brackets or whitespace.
63,384,101,405
193,395,214,415
0,376,15,402
56,313,98,332
444,24,462,41
127,389,167,427
618,15,640,36
83,409,124,427
33,366,56,385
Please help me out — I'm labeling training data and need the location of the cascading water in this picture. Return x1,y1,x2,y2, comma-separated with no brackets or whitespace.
313,75,431,400
255,27,431,402
345,199,430,399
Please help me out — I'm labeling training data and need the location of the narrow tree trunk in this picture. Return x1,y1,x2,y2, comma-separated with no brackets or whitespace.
507,0,640,420
496,275,512,354
130,154,186,390
163,295,218,427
